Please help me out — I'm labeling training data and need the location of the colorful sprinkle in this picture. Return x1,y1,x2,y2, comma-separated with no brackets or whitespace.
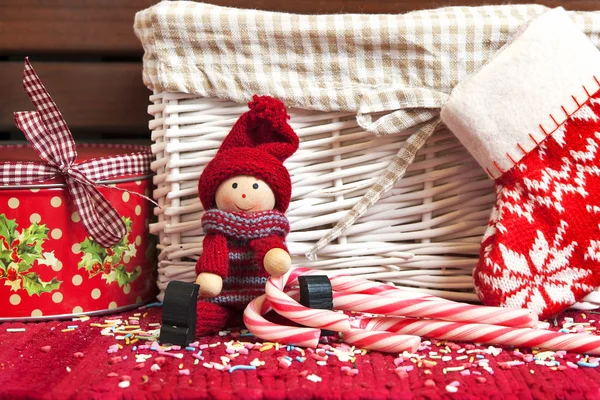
142,302,162,308
445,385,458,393
229,365,257,373
577,361,599,368
250,358,265,367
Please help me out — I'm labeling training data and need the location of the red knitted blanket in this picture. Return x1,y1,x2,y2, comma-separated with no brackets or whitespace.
1,307,600,400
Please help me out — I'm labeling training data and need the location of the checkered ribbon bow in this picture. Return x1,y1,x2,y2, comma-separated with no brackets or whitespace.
0,59,153,248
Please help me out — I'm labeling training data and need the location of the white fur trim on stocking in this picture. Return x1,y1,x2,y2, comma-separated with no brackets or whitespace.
441,7,600,179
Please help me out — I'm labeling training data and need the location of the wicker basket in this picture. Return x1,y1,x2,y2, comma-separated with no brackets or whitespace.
149,93,495,301
136,2,600,308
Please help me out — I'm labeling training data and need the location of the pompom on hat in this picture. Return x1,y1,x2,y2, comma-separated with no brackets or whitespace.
198,95,299,212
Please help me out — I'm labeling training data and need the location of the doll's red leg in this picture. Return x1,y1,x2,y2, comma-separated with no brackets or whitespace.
196,301,232,336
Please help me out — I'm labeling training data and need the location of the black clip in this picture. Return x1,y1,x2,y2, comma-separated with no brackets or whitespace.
159,281,199,346
298,275,335,336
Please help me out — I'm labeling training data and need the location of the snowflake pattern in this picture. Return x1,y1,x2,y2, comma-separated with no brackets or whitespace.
478,222,593,316
475,94,600,318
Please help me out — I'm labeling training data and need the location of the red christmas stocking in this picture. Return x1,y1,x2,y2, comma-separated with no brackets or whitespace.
441,8,600,319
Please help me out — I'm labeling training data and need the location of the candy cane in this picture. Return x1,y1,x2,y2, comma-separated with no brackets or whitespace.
356,316,600,355
285,268,440,300
341,328,421,353
268,268,537,328
266,272,351,332
329,275,442,300
332,292,538,328
243,292,321,348
243,293,422,353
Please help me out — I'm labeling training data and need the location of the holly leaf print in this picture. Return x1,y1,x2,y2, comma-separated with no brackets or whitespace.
79,238,106,264
78,238,106,277
109,218,133,262
77,217,140,286
0,214,17,266
0,214,61,296
0,258,6,274
5,278,22,292
101,270,118,284
124,244,137,259
79,252,100,277
16,222,48,264
0,247,12,268
15,260,32,273
37,252,59,270
0,247,10,266
20,272,61,296
0,214,18,245
114,265,141,288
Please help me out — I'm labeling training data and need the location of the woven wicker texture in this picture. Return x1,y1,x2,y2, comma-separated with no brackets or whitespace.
150,94,492,300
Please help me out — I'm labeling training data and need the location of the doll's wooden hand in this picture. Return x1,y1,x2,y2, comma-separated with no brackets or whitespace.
263,248,291,277
196,272,223,298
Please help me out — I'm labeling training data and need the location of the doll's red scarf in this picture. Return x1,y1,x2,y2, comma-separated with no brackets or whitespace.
201,209,290,240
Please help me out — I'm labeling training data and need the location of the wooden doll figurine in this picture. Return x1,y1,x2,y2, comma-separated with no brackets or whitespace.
194,95,299,335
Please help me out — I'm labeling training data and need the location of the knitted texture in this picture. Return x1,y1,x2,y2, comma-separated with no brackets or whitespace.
196,210,290,333
201,209,291,241
198,95,299,212
196,301,230,336
475,90,600,319
3,308,600,400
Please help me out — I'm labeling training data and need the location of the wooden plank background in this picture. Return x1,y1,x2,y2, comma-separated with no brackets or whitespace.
1,0,599,142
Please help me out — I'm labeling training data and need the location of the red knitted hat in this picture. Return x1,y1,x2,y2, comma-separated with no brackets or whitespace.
198,95,299,212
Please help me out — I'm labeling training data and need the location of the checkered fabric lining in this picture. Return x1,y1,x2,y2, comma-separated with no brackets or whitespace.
134,2,600,136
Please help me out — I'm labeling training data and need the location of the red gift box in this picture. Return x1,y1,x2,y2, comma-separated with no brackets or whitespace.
0,60,157,320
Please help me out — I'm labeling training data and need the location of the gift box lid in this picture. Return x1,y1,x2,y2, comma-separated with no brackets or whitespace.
0,143,153,186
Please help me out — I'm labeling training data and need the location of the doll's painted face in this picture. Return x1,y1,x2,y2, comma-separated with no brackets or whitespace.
215,175,276,213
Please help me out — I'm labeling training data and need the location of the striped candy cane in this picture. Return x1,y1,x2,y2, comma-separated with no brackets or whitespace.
341,328,421,353
332,292,538,328
266,272,351,332
243,292,321,348
329,275,442,300
355,316,600,355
